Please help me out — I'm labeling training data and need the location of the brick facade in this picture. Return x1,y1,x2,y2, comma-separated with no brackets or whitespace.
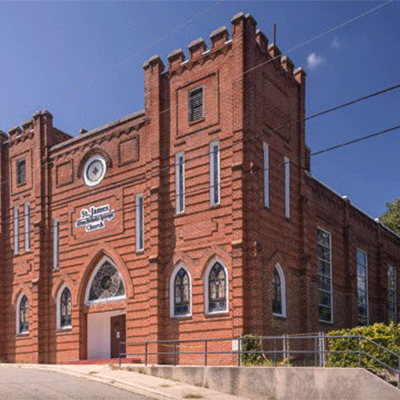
0,12,399,364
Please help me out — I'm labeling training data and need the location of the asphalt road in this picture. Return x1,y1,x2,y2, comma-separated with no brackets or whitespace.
0,366,153,400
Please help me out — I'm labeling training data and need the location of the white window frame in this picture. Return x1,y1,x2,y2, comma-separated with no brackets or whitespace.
16,292,29,335
14,205,19,255
204,256,229,315
388,265,397,325
263,142,269,208
272,263,286,318
135,193,144,252
175,152,185,214
57,283,72,330
357,249,369,325
169,263,192,318
24,202,30,252
83,155,107,187
210,140,220,206
317,227,333,324
284,156,290,219
84,256,126,305
53,218,59,270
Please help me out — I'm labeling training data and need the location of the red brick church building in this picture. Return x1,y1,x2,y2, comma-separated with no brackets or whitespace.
0,12,399,364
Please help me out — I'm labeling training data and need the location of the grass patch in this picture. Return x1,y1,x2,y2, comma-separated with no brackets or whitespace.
109,364,119,370
88,371,99,375
160,384,170,387
183,394,203,399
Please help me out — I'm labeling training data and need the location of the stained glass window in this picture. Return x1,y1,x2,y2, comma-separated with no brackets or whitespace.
273,267,282,315
208,262,227,312
60,287,72,328
174,268,190,316
88,262,125,302
19,295,29,334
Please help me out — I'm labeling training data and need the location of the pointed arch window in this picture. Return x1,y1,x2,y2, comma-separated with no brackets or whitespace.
206,261,228,314
170,266,191,317
85,257,125,305
58,286,72,329
272,265,286,318
17,294,29,334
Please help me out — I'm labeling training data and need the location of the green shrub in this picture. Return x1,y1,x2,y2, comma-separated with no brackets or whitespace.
326,323,400,372
240,334,268,366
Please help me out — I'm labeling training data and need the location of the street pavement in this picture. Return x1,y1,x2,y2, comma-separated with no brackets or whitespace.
0,363,247,400
0,365,149,399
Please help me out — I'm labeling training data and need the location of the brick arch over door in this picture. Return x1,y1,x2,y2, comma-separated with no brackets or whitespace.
76,246,133,306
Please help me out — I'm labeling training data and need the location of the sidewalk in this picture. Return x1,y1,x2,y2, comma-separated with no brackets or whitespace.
11,363,248,400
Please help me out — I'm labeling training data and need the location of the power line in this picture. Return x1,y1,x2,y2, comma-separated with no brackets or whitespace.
310,125,400,157
0,3,398,223
3,121,400,231
48,0,227,109
1,78,399,213
242,0,396,78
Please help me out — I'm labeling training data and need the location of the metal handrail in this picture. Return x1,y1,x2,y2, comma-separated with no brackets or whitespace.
118,333,400,389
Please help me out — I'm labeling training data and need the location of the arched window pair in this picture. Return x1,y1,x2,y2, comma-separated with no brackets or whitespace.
170,261,228,318
272,264,286,318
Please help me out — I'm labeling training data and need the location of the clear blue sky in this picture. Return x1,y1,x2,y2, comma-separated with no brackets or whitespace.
0,1,399,218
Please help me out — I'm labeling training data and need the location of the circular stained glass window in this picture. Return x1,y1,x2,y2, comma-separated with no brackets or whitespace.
88,262,125,302
83,156,106,187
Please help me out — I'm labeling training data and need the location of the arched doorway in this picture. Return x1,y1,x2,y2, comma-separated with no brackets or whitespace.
84,256,126,359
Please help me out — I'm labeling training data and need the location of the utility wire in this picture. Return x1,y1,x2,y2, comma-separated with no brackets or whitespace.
310,125,400,157
14,79,400,188
243,0,396,77
1,2,398,222
48,0,227,109
4,121,400,231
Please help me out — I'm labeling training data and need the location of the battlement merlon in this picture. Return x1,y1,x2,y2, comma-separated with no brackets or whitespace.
143,13,304,84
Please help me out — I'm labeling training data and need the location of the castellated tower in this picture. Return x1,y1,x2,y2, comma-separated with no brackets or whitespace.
0,13,398,365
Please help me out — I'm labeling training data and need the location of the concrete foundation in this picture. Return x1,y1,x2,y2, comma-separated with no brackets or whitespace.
143,366,400,400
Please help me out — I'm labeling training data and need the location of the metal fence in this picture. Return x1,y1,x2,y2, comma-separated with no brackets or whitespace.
119,333,400,388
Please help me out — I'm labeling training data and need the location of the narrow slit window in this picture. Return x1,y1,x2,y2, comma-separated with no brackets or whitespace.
24,202,30,252
175,152,185,214
210,141,220,206
284,156,290,218
14,205,19,255
188,86,203,122
264,142,269,208
53,218,59,270
136,194,144,252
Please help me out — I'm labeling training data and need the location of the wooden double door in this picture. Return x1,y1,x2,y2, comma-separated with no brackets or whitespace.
110,314,126,359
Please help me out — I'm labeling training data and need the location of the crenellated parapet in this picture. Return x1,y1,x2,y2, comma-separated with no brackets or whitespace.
142,12,305,83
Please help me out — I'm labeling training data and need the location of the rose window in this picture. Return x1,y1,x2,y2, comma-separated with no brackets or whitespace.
88,262,125,302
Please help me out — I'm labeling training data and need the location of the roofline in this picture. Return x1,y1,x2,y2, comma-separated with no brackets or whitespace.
51,110,145,152
306,171,400,242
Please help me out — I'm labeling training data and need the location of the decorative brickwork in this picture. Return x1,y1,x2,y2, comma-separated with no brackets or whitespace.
0,13,399,365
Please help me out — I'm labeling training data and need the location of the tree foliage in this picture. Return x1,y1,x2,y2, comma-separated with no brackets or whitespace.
380,198,400,235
